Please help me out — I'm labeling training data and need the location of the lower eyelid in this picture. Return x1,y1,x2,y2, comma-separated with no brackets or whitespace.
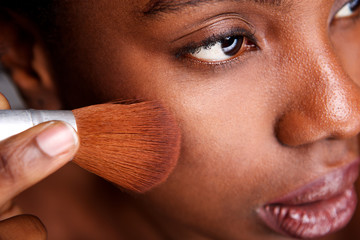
185,49,259,73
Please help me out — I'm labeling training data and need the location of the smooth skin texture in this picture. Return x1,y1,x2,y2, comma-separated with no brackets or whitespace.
1,0,360,239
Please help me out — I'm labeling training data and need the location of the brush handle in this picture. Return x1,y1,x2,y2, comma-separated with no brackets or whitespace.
0,110,77,141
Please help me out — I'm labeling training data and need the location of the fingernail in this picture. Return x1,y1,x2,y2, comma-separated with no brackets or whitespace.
36,122,78,157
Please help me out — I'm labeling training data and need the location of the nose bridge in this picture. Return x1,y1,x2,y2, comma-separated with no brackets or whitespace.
276,45,360,146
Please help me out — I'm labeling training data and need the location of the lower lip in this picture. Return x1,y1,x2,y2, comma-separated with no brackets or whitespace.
258,187,357,239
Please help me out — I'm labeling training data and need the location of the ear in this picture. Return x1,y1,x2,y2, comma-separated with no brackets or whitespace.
0,8,61,109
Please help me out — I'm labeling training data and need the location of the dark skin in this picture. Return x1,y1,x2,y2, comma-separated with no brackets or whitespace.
1,0,360,239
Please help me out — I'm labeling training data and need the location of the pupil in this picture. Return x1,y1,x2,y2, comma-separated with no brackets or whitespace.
221,36,243,56
221,37,236,48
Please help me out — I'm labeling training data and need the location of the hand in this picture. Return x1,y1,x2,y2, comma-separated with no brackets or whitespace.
0,93,79,239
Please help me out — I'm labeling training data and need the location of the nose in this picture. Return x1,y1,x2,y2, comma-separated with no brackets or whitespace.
276,51,360,147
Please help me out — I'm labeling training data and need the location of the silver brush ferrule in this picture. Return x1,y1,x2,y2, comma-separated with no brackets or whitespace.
0,110,77,141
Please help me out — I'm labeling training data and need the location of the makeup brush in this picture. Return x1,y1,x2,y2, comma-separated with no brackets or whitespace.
0,101,181,193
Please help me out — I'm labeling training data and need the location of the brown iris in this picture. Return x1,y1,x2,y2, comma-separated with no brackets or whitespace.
221,36,244,56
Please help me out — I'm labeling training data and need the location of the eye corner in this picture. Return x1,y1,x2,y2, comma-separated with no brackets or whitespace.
174,42,200,59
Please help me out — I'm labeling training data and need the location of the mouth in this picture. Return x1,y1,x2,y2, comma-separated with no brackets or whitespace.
257,159,359,239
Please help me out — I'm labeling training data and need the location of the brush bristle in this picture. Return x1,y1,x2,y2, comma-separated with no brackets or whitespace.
72,101,181,193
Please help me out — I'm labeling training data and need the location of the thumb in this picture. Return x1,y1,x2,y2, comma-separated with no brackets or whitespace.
0,121,79,205
0,93,10,109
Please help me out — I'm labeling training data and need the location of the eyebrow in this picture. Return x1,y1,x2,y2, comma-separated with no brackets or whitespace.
143,0,285,15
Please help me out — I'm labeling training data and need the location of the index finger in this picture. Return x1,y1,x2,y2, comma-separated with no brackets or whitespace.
0,121,79,206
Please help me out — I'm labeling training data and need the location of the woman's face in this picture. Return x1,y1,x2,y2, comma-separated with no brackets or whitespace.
44,0,360,239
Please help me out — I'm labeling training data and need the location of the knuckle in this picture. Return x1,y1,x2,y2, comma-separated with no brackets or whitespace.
0,141,28,185
0,153,17,184
0,201,21,221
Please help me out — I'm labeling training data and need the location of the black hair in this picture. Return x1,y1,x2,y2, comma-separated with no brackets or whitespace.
0,1,53,14
0,0,55,31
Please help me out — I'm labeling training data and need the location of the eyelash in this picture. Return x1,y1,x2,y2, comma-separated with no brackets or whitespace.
336,0,360,22
351,0,360,21
174,0,360,67
175,28,258,61
349,0,360,11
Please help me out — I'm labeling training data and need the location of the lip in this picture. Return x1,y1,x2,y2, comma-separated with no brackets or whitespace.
257,159,359,239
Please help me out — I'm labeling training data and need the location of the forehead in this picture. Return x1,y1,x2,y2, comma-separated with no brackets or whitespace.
51,0,328,50
58,0,293,18
143,0,286,14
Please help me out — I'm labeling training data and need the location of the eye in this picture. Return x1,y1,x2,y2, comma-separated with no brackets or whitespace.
190,36,249,62
334,0,360,19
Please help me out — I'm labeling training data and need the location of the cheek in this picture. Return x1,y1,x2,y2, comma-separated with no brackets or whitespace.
98,44,293,204
135,70,287,227
331,24,360,83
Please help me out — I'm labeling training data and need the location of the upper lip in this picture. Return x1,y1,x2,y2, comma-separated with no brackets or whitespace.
265,159,360,206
